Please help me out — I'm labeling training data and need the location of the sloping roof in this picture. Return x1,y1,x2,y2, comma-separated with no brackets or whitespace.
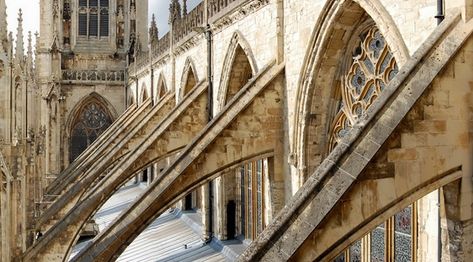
70,183,226,262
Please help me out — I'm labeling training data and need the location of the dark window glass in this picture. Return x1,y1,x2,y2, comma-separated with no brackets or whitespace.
79,0,87,6
89,14,98,36
78,14,87,36
100,0,109,7
100,14,109,36
89,0,98,6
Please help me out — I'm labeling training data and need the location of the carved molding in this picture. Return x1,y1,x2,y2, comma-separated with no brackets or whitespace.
62,70,125,82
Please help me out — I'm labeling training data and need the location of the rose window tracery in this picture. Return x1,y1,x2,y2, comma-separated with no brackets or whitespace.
328,27,398,152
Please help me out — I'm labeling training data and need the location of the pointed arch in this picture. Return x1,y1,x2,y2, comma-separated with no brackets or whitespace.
217,31,258,110
291,0,409,184
66,92,117,163
127,91,136,106
140,83,149,103
180,57,199,99
156,73,168,100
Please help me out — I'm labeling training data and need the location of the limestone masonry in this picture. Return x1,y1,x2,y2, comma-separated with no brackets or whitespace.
0,0,472,261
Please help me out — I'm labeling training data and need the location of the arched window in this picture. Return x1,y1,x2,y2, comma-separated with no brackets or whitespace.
328,26,398,152
335,203,417,262
78,0,109,38
69,100,113,162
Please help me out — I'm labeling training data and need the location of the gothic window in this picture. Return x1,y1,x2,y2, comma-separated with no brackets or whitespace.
70,101,113,162
78,0,109,38
236,158,267,240
328,26,398,152
334,204,417,262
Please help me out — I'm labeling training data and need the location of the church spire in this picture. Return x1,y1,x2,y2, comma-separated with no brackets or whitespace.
149,14,159,44
15,9,24,62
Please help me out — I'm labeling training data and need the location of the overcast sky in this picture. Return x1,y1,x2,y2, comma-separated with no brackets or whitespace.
5,0,202,47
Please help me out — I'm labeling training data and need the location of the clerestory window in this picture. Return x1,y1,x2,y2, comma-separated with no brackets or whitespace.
78,0,109,38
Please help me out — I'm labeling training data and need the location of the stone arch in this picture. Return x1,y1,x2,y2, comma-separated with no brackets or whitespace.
180,57,199,99
140,83,149,103
156,73,168,100
291,0,409,184
217,31,257,110
127,89,136,106
66,93,117,163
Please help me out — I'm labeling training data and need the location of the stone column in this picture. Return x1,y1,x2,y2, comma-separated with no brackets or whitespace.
201,183,211,240
417,190,440,262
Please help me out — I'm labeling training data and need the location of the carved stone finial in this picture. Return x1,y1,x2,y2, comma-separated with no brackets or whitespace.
183,0,188,16
15,9,24,61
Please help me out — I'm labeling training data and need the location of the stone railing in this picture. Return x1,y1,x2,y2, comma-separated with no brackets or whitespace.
135,52,150,69
152,32,171,60
207,0,249,20
172,2,205,44
62,70,126,83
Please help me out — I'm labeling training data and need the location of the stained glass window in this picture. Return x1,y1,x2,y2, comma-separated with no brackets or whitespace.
349,240,361,262
395,206,413,262
370,223,385,262
69,101,113,162
334,204,417,262
328,26,398,151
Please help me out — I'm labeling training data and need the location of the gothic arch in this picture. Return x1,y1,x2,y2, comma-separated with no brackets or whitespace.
180,57,199,99
156,73,168,100
217,31,258,110
291,0,409,183
66,93,117,163
127,89,136,106
140,83,149,103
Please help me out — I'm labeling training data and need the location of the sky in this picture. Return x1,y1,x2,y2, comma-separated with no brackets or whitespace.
5,0,202,46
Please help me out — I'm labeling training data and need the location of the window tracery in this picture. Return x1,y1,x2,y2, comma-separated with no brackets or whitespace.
70,101,113,162
334,204,417,262
328,27,398,152
78,0,109,38
236,159,267,240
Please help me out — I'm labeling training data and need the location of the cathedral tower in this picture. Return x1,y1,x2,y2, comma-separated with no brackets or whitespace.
37,0,148,175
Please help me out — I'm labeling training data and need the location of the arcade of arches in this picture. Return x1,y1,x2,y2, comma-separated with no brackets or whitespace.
0,0,472,261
